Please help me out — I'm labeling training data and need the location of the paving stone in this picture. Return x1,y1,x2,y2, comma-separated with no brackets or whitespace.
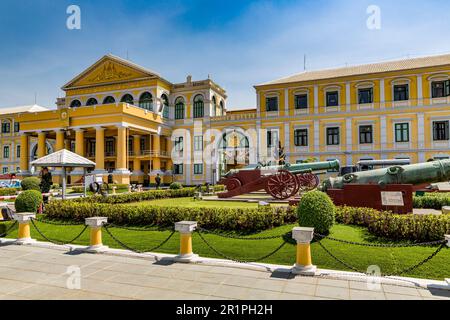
382,284,422,297
317,278,350,288
244,288,281,300
291,276,318,285
0,245,446,301
283,282,316,296
211,285,249,300
385,293,423,300
315,285,350,300
349,289,386,300
0,278,36,294
12,285,78,300
278,293,316,300
183,281,221,296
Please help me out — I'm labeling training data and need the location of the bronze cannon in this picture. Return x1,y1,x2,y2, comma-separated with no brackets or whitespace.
321,160,450,191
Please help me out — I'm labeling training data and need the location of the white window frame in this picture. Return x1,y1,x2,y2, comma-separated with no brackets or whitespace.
324,85,341,113
391,78,411,107
355,82,375,110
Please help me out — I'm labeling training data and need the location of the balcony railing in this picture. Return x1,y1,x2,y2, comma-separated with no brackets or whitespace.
211,112,257,122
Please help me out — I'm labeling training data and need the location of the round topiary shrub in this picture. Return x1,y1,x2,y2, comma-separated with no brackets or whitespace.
297,190,335,235
15,190,43,213
169,182,183,190
21,177,41,191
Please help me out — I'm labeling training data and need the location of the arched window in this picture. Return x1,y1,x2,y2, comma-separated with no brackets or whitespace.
103,96,116,104
138,92,153,111
193,95,204,118
175,97,185,120
121,94,134,105
220,101,224,116
161,94,169,118
70,100,81,108
212,96,217,116
86,98,98,106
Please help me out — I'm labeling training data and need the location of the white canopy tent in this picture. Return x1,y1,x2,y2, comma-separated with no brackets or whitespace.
30,149,96,199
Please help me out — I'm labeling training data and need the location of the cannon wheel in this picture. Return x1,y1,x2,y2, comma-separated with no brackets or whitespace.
297,173,320,192
266,170,299,200
224,178,242,191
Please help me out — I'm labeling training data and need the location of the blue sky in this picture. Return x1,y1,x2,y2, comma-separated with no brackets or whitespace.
1,0,450,110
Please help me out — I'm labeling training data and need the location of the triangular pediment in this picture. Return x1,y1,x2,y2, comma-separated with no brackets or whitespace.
62,54,161,90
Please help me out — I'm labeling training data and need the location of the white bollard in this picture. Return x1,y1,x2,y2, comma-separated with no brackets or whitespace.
12,213,36,245
291,227,318,276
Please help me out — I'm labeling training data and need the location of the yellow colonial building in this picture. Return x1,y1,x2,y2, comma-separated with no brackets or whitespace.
2,53,450,186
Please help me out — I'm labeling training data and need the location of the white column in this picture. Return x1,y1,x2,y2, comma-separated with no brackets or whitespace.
417,75,423,106
418,113,425,158
380,79,385,109
380,115,387,157
284,123,290,163
256,93,261,118
256,121,262,163
314,85,319,114
284,88,289,114
313,120,320,152
346,82,351,111
346,118,353,165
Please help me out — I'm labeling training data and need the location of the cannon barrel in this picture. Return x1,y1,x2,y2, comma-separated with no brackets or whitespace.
223,160,340,177
321,160,450,191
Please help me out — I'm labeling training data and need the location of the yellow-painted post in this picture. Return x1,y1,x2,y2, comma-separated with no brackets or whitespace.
132,135,143,183
292,227,318,276
55,130,65,151
19,133,31,177
113,126,131,185
13,213,36,245
85,217,108,253
174,221,198,263
37,132,47,158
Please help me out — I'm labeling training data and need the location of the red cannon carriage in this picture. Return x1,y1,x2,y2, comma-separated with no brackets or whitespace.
218,160,340,200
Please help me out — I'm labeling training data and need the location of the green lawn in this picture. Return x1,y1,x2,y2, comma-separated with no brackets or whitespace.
126,197,269,208
1,220,448,280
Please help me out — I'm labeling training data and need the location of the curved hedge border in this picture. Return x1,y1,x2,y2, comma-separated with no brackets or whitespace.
413,194,450,210
336,206,450,241
44,200,297,232
74,186,225,204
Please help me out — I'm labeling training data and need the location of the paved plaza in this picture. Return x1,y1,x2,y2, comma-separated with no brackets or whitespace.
0,244,449,300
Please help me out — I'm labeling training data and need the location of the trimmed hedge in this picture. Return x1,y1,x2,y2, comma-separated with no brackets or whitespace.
413,194,450,210
44,201,297,231
336,206,450,241
297,191,335,234
15,190,43,213
169,182,183,190
21,177,41,191
74,186,225,204
0,188,20,196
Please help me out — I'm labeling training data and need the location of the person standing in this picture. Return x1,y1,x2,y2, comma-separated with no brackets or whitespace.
155,173,162,190
40,167,53,204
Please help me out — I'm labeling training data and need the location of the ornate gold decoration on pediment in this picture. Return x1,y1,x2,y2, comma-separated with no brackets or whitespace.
88,62,133,83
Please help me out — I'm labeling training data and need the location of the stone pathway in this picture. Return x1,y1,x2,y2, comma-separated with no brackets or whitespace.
0,244,449,300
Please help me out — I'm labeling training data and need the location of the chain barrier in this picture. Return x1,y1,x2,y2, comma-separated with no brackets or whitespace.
197,227,291,241
33,217,85,226
103,223,176,254
196,229,291,264
30,218,88,246
0,221,18,238
107,223,173,232
316,238,447,277
314,233,447,248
